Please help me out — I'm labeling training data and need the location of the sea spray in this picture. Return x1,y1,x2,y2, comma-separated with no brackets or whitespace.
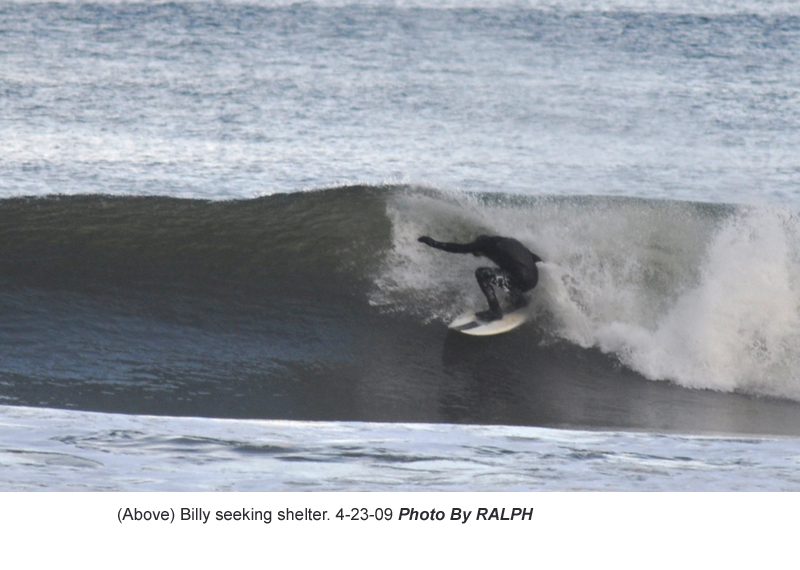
598,207,800,398
376,187,800,400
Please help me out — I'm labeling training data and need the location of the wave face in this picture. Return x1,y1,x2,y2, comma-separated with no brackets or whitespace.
3,186,800,434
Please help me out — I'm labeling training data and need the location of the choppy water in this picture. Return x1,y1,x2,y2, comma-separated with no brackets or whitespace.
3,1,800,203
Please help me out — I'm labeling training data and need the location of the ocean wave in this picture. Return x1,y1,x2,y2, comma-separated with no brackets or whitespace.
2,186,800,432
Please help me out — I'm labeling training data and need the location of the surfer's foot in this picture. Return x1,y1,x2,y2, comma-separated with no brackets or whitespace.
475,309,503,323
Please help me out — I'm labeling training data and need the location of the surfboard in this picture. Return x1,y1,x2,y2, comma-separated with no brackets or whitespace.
448,307,529,336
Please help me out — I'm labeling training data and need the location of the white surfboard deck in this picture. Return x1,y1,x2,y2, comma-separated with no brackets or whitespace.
449,307,529,336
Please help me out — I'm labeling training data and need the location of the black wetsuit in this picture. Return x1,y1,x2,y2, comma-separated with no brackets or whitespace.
418,235,543,320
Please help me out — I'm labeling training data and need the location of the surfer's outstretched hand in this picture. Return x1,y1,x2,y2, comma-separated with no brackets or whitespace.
418,236,435,246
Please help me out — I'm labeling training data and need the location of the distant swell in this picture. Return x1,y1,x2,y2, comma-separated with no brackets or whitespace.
3,186,800,434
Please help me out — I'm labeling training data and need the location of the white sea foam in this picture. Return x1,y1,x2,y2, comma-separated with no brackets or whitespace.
2,404,799,491
378,189,800,400
596,208,800,398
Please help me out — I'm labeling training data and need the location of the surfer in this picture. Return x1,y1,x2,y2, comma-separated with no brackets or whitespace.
418,235,543,322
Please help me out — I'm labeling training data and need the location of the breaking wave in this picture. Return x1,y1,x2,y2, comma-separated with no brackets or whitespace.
2,186,800,432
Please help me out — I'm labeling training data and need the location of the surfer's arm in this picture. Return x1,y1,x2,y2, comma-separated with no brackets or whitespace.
418,236,478,254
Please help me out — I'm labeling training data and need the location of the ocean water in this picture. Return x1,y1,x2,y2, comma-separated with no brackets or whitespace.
2,0,800,491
